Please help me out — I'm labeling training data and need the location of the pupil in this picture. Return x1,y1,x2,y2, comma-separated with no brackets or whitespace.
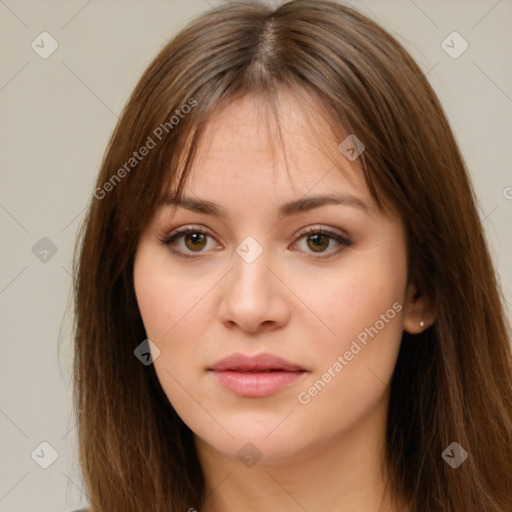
309,234,328,252
186,233,206,250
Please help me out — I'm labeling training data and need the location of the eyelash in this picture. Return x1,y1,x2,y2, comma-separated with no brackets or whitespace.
158,225,353,259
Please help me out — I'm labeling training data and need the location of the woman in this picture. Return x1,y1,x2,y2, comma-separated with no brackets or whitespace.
71,1,512,511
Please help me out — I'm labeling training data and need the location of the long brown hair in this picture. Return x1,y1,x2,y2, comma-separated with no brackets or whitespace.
71,1,512,511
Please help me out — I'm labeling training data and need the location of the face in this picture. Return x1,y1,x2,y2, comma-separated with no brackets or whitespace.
133,92,422,465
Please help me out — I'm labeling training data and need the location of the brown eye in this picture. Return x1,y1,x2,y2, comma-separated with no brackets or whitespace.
306,233,330,253
183,232,207,251
160,227,217,258
293,227,353,258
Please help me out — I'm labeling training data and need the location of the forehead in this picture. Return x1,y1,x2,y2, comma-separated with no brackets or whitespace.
181,92,370,201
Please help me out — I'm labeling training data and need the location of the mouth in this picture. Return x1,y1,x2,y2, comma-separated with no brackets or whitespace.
207,352,307,398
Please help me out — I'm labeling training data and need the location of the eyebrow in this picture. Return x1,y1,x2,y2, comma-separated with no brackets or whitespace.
161,193,369,218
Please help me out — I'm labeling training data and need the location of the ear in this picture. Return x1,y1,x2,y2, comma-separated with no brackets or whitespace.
402,283,436,334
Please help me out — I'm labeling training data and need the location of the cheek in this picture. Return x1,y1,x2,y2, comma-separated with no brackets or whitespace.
293,252,407,421
133,269,176,341
302,255,406,352
133,255,208,404
291,265,405,437
133,254,224,437
134,249,208,343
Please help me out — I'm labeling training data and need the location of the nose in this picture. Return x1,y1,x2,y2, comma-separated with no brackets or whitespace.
217,246,291,334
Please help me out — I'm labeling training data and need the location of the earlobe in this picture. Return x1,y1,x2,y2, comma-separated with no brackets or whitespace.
402,284,436,334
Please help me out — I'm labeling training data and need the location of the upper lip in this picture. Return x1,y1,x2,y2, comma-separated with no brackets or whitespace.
208,352,306,372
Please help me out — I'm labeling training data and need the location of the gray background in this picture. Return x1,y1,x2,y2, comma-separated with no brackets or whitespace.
1,1,510,511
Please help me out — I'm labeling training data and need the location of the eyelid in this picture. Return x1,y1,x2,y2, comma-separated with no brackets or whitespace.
294,225,351,242
162,224,211,240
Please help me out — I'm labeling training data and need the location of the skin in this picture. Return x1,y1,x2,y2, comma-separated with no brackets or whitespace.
133,92,434,512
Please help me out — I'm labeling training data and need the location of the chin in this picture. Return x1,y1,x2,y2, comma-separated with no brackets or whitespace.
193,413,315,465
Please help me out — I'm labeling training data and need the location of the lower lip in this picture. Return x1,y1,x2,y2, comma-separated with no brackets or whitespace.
210,370,306,398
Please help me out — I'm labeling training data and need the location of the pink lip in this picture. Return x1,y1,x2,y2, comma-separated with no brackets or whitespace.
208,353,307,398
